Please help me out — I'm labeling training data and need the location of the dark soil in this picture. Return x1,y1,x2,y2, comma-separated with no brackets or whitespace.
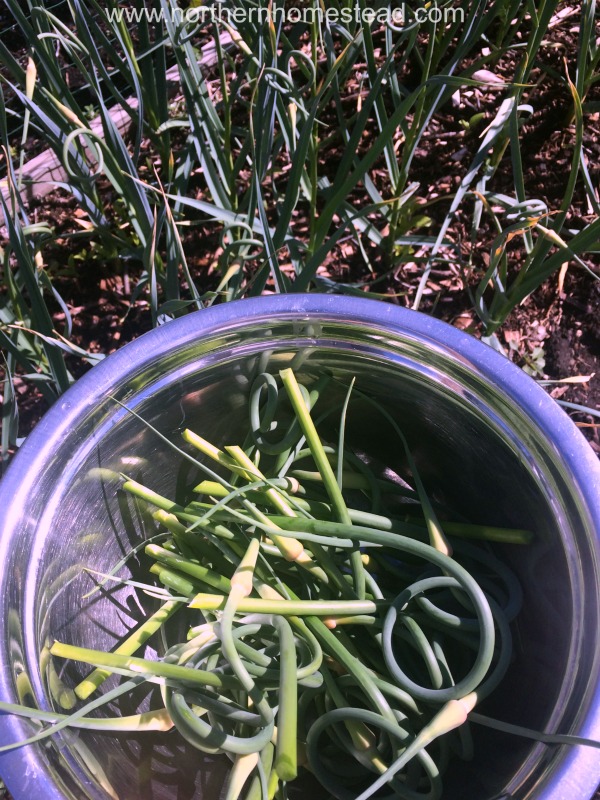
544,273,600,454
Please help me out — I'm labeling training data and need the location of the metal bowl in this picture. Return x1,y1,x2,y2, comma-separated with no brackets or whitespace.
0,295,599,800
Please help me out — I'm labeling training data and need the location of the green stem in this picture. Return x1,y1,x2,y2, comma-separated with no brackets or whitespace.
51,641,240,690
74,599,182,700
189,594,380,616
146,543,232,593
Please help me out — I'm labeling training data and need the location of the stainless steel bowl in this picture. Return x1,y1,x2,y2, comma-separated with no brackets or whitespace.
0,295,599,800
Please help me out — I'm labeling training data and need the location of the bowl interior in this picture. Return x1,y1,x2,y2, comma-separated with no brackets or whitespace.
2,313,599,800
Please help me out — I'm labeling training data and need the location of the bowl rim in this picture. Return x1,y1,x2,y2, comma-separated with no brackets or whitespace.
0,294,599,800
